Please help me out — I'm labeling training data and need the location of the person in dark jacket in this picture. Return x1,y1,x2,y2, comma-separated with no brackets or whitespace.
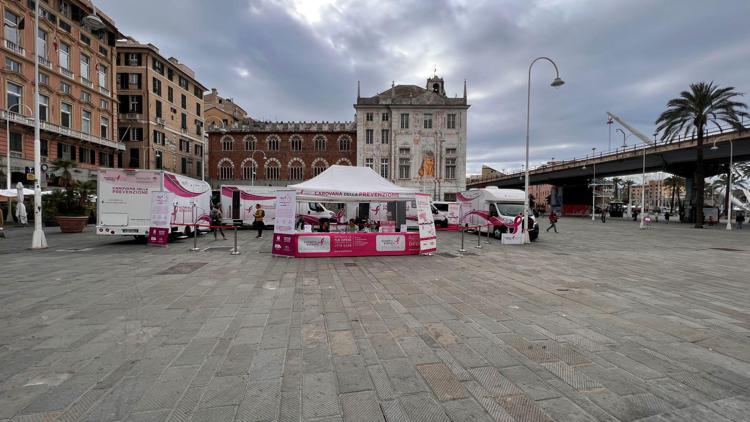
546,211,559,233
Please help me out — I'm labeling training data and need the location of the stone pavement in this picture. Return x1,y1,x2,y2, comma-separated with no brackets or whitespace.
0,218,749,421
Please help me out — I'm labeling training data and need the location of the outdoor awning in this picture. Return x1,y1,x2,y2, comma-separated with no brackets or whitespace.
289,165,418,202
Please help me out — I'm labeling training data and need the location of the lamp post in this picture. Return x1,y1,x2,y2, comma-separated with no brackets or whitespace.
31,0,47,249
711,140,734,230
249,150,267,186
591,147,596,222
524,57,564,243
607,116,613,151
640,144,646,229
5,103,34,189
615,128,627,148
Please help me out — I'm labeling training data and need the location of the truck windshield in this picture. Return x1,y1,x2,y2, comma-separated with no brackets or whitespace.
309,202,324,212
495,203,524,216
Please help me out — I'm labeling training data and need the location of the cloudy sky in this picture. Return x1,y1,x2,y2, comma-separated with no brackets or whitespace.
100,0,750,175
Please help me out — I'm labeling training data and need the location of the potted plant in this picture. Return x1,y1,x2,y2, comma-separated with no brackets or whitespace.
44,160,95,233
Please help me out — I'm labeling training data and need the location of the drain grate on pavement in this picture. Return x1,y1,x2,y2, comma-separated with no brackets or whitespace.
157,262,207,275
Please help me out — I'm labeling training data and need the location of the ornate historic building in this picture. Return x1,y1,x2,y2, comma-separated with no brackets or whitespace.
354,75,469,201
207,121,356,188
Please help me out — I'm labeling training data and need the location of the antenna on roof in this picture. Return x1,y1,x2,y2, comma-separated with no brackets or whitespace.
357,80,360,99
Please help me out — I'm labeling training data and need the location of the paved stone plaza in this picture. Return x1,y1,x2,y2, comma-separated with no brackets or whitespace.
1,218,749,421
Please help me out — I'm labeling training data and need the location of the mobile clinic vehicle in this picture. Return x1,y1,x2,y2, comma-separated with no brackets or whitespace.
457,187,539,241
97,169,211,238
219,185,336,227
406,200,448,228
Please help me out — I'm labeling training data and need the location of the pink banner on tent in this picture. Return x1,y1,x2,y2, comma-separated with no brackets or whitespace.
272,232,420,258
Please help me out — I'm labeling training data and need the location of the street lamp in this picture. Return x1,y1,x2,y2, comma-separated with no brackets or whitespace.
5,103,34,189
249,150,267,186
639,139,648,229
30,0,47,249
524,57,564,243
615,128,627,147
591,147,596,222
711,140,734,230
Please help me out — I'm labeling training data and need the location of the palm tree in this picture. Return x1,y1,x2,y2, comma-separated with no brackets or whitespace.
663,176,685,213
610,177,622,200
623,180,635,204
50,159,78,188
655,82,748,227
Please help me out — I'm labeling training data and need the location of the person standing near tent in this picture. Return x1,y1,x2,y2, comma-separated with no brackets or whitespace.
210,204,226,240
254,203,265,238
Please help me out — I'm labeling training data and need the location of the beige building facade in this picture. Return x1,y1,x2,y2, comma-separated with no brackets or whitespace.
116,37,206,178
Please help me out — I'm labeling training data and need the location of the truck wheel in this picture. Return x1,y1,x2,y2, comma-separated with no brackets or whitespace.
184,226,193,237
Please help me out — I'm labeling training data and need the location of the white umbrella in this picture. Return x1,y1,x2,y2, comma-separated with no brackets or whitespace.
16,182,24,203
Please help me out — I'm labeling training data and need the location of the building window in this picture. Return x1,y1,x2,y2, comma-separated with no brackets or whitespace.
179,76,189,90
241,161,256,180
447,113,456,129
99,152,113,167
155,100,162,119
153,78,161,96
289,161,304,180
100,117,109,139
82,110,92,134
129,148,140,168
266,161,280,180
60,102,72,128
399,157,411,179
314,135,326,151
181,113,187,130
196,103,201,117
221,136,233,151
4,10,20,47
153,130,165,145
39,95,49,122
167,67,173,81
60,81,71,95
243,136,256,151
380,158,389,179
219,160,233,180
98,64,107,88
365,129,373,145
167,86,173,102
80,54,90,80
9,132,22,153
312,160,327,177
6,81,22,111
382,112,389,122
181,157,187,174
365,158,373,169
399,147,411,155
267,135,280,151
423,113,433,129
59,43,70,70
128,73,141,89
5,57,21,73
445,158,456,179
400,113,409,129
100,99,109,110
80,91,91,103
445,148,457,155
365,112,373,122
127,53,141,66
39,72,50,86
338,135,351,151
152,59,164,75
381,129,389,144
155,150,163,169
290,135,302,151
181,94,187,109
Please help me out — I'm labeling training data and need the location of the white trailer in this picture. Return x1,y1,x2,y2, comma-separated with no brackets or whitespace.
97,169,211,237
457,187,539,240
219,185,336,227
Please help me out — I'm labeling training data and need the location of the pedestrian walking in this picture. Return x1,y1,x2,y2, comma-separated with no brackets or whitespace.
601,207,607,223
737,213,745,230
254,203,265,238
664,211,670,224
546,211,558,233
210,204,226,240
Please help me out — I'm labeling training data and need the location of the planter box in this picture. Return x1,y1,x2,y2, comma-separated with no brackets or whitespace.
56,216,88,233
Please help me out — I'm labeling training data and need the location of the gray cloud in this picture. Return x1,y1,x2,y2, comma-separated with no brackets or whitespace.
99,0,750,174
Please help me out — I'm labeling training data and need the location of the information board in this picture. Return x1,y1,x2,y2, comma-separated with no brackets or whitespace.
148,191,173,246
415,193,437,253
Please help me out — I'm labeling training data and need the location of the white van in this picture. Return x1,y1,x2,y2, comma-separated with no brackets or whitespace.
219,185,336,227
97,169,211,238
406,200,448,228
458,187,539,241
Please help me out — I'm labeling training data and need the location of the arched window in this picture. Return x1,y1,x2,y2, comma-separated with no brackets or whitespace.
312,158,328,177
241,158,257,180
265,159,281,180
267,135,280,151
244,135,256,151
290,135,302,151
336,158,352,166
338,135,351,151
289,158,304,180
314,135,326,151
218,158,234,180
221,135,233,151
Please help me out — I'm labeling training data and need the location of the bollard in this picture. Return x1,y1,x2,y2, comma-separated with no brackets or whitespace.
230,225,240,255
458,225,467,253
190,203,200,252
485,224,491,244
475,226,483,249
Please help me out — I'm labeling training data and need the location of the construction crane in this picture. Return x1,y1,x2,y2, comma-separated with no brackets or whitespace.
606,112,653,145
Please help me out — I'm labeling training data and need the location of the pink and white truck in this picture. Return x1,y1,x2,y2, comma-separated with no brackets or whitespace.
97,169,211,238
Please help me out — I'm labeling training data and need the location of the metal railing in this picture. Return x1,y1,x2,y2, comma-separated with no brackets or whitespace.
80,77,93,88
58,66,74,79
99,86,111,97
3,39,25,56
0,109,124,151
471,122,749,184
38,55,53,69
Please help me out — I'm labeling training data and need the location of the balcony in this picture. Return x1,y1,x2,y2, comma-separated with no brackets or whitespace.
80,77,93,88
3,39,25,56
38,56,53,69
0,108,124,151
59,66,74,79
99,86,111,97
